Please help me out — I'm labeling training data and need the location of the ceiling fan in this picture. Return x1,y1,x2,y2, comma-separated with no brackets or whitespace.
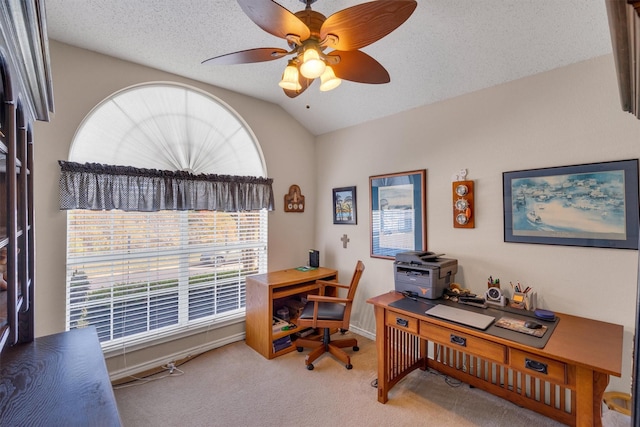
202,0,418,98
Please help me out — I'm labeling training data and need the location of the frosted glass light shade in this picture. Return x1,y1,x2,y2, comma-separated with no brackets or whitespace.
299,48,326,79
319,66,341,92
279,62,302,90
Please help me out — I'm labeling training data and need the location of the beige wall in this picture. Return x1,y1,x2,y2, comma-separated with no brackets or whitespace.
33,42,639,392
315,54,640,393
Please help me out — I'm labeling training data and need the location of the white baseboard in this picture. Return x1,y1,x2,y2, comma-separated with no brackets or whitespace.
109,332,245,382
109,324,376,382
349,324,375,341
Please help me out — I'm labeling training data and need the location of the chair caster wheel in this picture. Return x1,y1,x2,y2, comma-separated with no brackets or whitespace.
306,364,314,370
296,347,303,352
353,346,359,351
346,364,353,370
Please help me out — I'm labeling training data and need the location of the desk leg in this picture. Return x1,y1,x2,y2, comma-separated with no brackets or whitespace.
374,305,390,403
575,366,609,427
374,306,428,404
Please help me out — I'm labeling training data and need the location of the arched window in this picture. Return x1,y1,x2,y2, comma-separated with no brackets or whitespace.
63,83,271,350
69,83,265,175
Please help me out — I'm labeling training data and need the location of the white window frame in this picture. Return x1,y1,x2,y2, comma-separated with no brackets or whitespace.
66,209,267,351
64,83,269,350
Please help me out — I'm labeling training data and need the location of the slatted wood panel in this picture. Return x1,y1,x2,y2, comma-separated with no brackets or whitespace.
430,343,575,426
384,323,427,390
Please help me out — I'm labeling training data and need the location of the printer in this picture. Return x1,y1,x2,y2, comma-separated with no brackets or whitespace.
394,251,458,299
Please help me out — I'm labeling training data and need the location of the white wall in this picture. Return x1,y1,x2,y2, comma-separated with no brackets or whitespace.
315,54,640,393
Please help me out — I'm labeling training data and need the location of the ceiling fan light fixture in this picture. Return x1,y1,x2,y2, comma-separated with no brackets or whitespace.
299,45,326,79
279,61,302,91
319,66,341,92
204,0,419,98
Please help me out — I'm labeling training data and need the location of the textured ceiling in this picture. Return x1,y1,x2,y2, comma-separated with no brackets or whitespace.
44,0,613,136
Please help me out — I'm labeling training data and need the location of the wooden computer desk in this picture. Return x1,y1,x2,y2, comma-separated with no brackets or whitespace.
367,291,623,427
246,267,338,359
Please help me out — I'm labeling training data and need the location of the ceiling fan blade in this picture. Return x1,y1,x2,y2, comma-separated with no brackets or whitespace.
283,75,314,98
320,1,417,51
238,0,311,41
327,50,390,84
202,48,288,65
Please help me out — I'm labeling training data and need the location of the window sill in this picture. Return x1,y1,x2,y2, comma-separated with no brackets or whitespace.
101,310,245,358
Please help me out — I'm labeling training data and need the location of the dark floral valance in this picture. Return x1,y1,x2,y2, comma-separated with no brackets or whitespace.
59,161,275,212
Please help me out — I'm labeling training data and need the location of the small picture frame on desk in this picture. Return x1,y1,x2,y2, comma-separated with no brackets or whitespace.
509,292,536,310
510,292,526,309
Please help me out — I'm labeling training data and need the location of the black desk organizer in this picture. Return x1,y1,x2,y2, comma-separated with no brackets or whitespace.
388,296,559,349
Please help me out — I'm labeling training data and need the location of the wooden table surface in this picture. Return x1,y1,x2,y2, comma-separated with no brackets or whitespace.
247,267,338,288
0,327,121,426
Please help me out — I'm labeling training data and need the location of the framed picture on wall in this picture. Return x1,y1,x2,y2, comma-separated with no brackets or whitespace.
503,159,639,249
332,186,357,224
370,170,427,259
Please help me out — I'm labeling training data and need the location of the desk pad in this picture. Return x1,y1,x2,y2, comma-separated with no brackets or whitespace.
388,297,559,349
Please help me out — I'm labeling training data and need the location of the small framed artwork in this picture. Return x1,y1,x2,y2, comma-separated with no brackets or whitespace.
370,170,427,259
503,159,639,249
333,186,357,224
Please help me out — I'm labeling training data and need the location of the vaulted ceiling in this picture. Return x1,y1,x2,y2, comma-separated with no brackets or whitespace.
45,0,613,136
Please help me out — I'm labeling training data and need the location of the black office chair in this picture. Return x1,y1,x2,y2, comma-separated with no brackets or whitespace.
295,261,365,370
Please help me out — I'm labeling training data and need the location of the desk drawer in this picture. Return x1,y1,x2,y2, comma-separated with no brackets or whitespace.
510,349,567,384
386,310,419,334
421,322,506,363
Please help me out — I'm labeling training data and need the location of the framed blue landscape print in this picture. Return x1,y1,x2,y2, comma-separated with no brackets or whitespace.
503,159,639,249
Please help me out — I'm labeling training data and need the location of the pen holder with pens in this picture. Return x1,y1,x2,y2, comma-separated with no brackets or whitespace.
510,291,536,310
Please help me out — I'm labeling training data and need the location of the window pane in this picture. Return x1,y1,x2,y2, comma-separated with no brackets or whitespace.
66,209,267,347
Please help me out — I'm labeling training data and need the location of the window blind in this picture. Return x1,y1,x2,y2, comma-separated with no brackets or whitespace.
66,209,267,350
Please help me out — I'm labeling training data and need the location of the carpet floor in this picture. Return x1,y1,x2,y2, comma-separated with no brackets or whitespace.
113,332,630,427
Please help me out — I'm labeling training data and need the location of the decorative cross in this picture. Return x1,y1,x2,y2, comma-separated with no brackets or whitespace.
340,234,350,249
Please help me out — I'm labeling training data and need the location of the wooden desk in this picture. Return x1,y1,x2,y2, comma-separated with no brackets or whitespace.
367,292,623,427
0,327,121,426
246,267,338,359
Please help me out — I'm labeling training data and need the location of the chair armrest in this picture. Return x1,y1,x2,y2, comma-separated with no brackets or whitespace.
306,294,349,304
316,280,350,290
315,279,349,297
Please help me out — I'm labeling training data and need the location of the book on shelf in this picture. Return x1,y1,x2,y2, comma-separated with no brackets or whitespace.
296,327,315,338
272,336,292,352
